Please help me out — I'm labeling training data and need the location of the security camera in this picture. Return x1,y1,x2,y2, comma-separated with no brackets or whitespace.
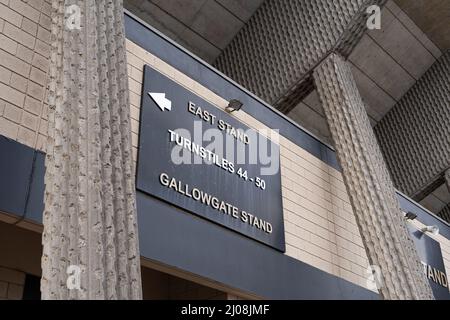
421,225,439,235
225,99,243,113
404,212,417,220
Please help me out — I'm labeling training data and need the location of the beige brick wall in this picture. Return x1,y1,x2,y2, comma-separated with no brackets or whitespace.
0,0,50,151
0,266,25,300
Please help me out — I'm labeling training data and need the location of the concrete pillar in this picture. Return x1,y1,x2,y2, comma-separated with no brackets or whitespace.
313,53,433,300
41,0,142,299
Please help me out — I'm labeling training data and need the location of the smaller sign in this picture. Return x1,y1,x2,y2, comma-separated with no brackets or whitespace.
408,224,449,300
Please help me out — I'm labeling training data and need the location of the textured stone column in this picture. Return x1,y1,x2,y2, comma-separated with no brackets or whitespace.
41,0,142,299
313,53,433,300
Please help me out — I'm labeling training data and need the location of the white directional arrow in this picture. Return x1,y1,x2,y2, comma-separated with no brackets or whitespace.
149,92,172,111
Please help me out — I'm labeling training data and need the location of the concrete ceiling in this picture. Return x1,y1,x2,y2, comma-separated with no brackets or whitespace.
124,0,265,63
394,0,450,51
125,0,444,149
288,0,443,144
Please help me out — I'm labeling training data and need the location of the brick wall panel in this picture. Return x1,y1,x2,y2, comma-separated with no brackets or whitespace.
0,0,51,154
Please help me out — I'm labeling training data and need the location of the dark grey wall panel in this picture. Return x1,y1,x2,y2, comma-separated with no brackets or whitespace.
24,151,45,224
136,191,379,300
0,136,35,218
